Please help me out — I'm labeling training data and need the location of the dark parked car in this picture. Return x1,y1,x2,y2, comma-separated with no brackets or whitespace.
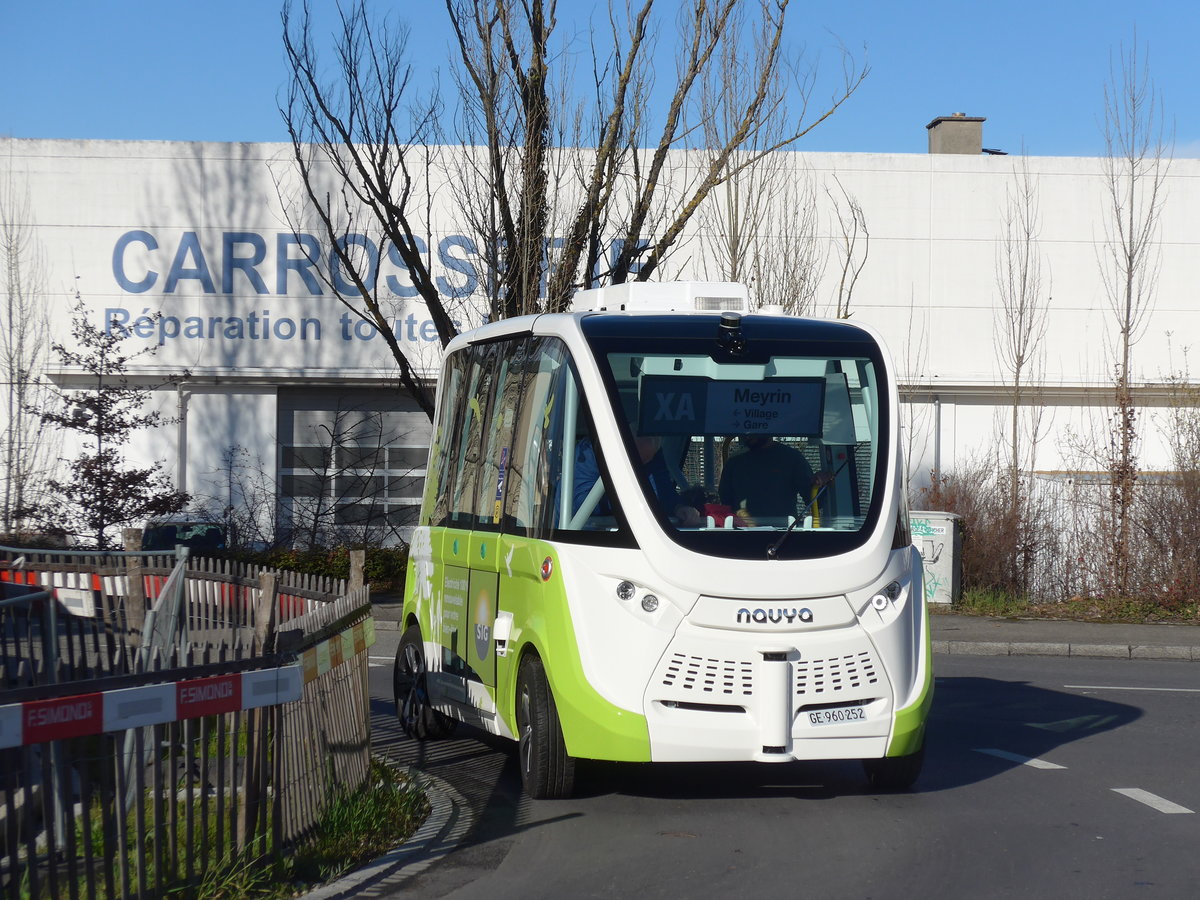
141,517,229,554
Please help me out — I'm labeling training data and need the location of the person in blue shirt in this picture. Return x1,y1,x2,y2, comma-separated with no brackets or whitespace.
574,433,701,526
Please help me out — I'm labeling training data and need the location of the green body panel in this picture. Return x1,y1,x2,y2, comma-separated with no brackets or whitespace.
404,528,651,762
886,601,934,756
443,528,470,567
468,532,500,574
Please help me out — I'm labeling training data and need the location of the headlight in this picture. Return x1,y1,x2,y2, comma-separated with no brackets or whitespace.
867,581,904,613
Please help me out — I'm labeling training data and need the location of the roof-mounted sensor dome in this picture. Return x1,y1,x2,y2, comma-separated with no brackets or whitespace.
569,281,749,313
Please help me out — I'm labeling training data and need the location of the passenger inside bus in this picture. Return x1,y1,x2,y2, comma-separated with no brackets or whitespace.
573,431,703,527
718,435,833,525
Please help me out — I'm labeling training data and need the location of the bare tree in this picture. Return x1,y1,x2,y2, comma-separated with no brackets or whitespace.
443,0,569,320
996,155,1050,489
194,445,278,550
281,0,867,420
826,174,868,319
593,3,865,294
280,1,448,418
0,168,55,535
899,289,932,490
700,155,825,312
693,7,828,313
198,420,414,551
993,154,1051,593
1097,33,1170,596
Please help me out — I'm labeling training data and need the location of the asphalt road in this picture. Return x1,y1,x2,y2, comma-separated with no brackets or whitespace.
365,638,1200,899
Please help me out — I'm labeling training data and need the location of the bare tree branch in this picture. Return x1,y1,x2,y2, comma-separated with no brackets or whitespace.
0,166,56,534
1097,31,1172,597
827,174,868,319
281,0,868,420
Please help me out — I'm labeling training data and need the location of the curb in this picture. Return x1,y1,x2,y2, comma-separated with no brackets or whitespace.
933,640,1200,661
302,769,475,900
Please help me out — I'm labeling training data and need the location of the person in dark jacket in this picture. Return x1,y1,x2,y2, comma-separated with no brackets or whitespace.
719,436,831,523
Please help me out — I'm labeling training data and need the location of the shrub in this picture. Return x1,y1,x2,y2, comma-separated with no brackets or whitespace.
232,545,409,590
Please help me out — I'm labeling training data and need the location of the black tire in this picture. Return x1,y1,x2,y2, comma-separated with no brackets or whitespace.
394,625,456,739
515,654,576,800
863,741,925,792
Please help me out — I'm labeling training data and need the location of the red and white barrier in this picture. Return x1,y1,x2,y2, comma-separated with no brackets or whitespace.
0,615,376,749
0,666,301,749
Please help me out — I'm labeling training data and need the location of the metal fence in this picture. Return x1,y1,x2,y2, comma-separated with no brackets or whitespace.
0,546,374,899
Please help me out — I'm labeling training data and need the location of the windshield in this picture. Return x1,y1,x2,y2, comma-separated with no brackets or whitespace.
581,315,889,560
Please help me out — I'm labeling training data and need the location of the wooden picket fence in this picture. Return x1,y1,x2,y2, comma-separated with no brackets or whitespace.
0,546,375,900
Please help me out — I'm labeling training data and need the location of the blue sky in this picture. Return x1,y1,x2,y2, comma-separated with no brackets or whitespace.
2,0,1196,157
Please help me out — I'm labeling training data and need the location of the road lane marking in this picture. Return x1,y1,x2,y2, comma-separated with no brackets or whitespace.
1066,685,1200,693
974,748,1066,769
1112,788,1195,814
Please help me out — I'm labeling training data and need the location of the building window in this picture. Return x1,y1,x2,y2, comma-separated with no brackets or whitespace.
277,388,431,548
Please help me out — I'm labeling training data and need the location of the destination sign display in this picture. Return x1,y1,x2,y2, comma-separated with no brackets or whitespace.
638,376,824,436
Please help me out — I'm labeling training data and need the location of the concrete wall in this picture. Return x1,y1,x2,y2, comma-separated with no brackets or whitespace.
3,137,1197,514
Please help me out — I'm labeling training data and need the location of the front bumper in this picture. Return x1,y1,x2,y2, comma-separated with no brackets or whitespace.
644,623,897,762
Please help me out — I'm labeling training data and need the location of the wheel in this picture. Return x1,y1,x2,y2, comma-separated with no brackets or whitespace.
393,625,455,739
515,654,576,800
863,742,925,791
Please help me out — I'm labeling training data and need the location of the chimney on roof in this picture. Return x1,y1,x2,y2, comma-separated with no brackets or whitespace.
926,113,986,154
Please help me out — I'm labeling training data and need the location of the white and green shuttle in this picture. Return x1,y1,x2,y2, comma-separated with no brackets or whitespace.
395,282,931,799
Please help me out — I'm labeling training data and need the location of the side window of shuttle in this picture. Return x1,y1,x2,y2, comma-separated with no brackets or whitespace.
504,337,564,534
475,341,521,529
427,353,465,527
502,337,623,540
444,348,496,527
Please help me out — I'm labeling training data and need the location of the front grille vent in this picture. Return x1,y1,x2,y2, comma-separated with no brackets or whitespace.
794,650,879,696
660,652,754,696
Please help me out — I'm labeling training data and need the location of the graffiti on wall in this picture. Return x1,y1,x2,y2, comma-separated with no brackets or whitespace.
911,515,956,604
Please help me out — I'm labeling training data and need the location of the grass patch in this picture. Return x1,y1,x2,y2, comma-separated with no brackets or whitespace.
200,757,431,900
1050,594,1200,624
934,588,1200,624
287,757,431,890
939,588,1034,618
44,757,428,900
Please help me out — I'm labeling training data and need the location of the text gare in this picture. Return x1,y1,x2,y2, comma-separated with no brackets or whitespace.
112,230,480,298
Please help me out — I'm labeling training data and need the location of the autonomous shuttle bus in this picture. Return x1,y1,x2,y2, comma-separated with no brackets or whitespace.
395,282,930,799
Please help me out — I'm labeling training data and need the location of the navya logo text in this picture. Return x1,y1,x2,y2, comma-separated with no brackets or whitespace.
736,607,814,625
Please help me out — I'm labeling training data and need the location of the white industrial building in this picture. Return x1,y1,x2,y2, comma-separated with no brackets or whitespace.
2,115,1196,546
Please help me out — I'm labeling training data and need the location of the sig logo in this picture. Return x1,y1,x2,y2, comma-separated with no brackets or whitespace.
736,607,814,626
474,591,492,662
